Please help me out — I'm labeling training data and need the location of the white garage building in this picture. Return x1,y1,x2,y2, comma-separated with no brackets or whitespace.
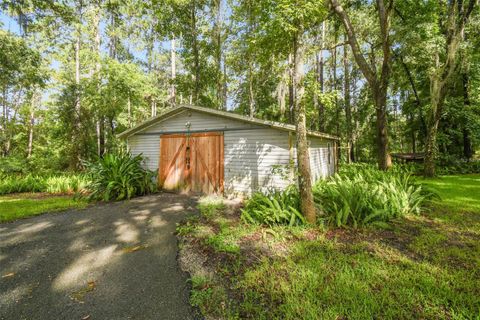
118,104,338,196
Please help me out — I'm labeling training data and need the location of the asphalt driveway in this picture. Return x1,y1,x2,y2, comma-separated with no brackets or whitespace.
0,193,200,320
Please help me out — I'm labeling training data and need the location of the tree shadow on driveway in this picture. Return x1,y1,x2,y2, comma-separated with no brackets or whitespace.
0,193,201,320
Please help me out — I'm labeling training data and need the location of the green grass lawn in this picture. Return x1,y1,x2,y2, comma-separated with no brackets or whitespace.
421,174,480,213
0,193,88,223
179,174,480,319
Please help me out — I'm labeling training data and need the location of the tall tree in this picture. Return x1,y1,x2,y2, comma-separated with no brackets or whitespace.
343,40,353,162
315,21,326,131
423,0,478,176
330,0,394,170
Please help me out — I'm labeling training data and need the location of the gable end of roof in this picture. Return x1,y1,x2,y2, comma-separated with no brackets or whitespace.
118,104,339,141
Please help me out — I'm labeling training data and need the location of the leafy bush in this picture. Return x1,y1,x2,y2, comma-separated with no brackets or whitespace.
85,151,156,201
313,166,435,227
0,173,89,195
241,186,306,226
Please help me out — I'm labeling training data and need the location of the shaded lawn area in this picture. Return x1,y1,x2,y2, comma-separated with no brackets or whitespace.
178,175,480,319
0,193,88,223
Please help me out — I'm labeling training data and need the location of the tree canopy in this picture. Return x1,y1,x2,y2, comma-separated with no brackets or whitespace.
0,0,479,176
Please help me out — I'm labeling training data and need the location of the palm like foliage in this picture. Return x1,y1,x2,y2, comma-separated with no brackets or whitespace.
85,151,156,201
241,186,306,226
313,165,435,227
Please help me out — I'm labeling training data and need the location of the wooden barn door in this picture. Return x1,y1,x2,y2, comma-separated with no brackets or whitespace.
159,134,188,191
159,132,224,194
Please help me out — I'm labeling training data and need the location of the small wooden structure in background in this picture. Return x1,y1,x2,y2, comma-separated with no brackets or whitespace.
391,153,424,163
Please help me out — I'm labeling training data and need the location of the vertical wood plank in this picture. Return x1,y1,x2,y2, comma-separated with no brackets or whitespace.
219,134,224,194
161,131,223,195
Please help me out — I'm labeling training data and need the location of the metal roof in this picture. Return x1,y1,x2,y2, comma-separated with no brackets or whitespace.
117,104,339,141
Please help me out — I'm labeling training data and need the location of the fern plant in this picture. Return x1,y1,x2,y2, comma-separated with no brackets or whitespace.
241,186,306,226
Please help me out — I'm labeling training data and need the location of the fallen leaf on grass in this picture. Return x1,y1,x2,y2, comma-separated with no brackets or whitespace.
2,272,14,278
122,244,149,253
70,280,96,302
81,315,91,320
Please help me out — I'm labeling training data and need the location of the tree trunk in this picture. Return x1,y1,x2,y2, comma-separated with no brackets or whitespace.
424,75,443,177
288,53,294,123
246,0,255,117
423,0,477,176
293,32,316,225
1,86,7,157
248,64,255,117
330,0,392,170
93,2,103,157
424,119,439,177
109,6,117,59
96,120,104,157
127,94,132,128
222,52,227,110
332,26,339,138
214,0,224,109
343,41,353,163
374,89,391,170
27,91,36,158
151,100,157,117
191,1,200,103
171,37,176,104
316,21,326,132
409,112,416,154
72,6,82,169
462,72,473,160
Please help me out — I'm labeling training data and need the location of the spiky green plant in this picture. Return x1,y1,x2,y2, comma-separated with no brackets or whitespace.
84,151,157,201
241,186,306,226
313,166,435,227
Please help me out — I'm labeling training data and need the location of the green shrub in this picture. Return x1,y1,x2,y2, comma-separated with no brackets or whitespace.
241,186,306,227
313,166,435,227
0,173,89,195
85,151,156,201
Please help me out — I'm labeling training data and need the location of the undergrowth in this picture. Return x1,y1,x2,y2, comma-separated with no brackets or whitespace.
0,173,89,195
241,164,435,227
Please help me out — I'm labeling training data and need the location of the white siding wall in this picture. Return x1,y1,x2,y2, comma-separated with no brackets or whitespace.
127,109,336,196
224,129,293,196
308,137,335,181
128,135,159,172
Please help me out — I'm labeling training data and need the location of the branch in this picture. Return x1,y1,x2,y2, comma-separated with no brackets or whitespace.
378,0,393,90
319,41,348,51
393,50,421,106
329,0,376,87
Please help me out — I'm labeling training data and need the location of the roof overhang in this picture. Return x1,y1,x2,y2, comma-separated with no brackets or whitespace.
117,104,340,141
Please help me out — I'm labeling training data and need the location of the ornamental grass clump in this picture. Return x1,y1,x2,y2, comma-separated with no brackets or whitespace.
84,151,156,201
313,165,435,227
